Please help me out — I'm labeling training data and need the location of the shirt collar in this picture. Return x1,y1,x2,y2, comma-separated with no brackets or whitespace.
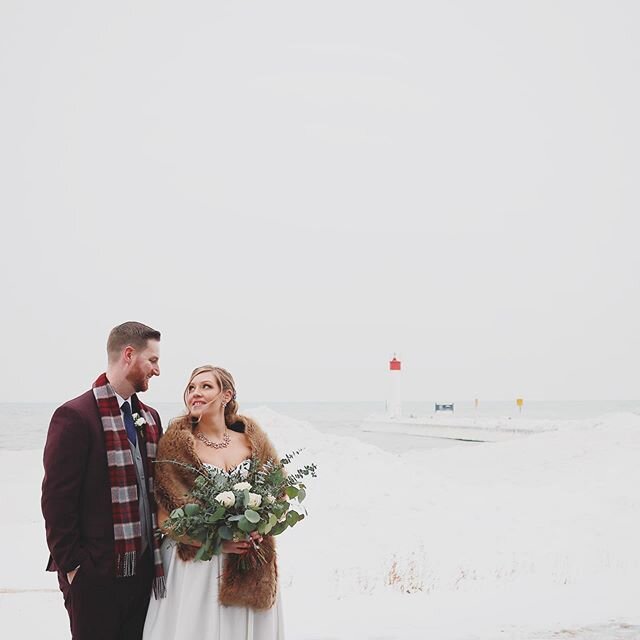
115,391,131,411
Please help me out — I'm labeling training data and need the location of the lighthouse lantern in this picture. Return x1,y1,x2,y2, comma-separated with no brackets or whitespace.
387,355,402,419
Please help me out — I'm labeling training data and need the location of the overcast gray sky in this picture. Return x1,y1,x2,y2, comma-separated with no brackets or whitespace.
1,1,638,403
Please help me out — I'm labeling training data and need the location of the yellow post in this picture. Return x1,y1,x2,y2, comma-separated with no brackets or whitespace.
516,398,524,413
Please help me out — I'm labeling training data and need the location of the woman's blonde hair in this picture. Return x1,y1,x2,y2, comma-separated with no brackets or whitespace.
183,365,246,429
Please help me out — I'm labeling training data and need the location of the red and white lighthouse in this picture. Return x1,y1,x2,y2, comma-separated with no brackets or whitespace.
388,355,402,419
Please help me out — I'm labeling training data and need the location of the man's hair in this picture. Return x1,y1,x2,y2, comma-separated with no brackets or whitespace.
107,321,161,360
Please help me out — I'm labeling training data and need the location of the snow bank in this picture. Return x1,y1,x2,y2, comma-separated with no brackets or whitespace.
2,409,639,638
250,408,640,600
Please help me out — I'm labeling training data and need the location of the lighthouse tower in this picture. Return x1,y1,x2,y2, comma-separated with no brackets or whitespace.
387,355,402,419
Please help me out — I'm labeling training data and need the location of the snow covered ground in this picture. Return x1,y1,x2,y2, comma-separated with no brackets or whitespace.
2,409,639,639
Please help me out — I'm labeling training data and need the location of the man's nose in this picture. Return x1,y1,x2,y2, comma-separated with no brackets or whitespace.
154,364,160,376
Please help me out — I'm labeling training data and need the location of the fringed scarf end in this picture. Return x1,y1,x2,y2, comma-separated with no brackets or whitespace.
153,575,167,599
117,551,137,577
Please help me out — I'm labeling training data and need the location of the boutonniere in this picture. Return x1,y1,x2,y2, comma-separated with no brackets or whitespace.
132,413,148,437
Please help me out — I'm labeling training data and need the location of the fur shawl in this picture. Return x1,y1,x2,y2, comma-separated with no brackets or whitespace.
154,415,279,610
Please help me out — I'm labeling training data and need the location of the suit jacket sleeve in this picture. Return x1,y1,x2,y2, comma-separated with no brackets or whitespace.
154,409,163,436
41,404,91,573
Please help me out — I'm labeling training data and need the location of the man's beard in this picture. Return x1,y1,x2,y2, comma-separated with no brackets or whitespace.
127,366,149,393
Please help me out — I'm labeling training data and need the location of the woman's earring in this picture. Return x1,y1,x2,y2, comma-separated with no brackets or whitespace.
222,401,227,409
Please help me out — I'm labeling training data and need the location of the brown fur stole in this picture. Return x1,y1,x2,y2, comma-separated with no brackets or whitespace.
154,415,279,610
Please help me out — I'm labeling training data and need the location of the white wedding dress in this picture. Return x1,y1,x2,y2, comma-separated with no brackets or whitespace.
143,461,284,640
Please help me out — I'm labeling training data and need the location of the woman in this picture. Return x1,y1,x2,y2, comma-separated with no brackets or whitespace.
143,365,284,639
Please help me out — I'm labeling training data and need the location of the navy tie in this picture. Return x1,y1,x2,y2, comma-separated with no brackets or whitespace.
121,401,137,446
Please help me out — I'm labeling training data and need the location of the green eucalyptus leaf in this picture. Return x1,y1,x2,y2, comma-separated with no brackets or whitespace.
285,486,299,499
218,525,234,540
183,503,201,516
206,506,226,523
190,526,207,542
286,511,300,526
270,521,288,536
244,509,261,524
257,520,269,534
238,516,256,533
194,537,212,561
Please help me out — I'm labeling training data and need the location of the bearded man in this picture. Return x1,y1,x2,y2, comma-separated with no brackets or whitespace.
42,321,165,640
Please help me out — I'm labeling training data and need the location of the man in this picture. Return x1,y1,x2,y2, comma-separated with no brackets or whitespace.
42,321,165,640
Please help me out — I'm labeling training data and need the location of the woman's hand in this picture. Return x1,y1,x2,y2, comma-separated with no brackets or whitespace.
222,531,264,555
221,540,251,554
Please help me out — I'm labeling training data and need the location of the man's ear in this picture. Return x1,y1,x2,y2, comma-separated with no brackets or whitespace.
123,346,135,364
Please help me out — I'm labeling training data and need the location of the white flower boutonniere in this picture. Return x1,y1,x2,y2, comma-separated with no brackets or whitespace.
132,413,148,437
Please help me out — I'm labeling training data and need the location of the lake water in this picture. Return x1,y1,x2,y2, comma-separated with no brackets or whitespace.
3,399,639,453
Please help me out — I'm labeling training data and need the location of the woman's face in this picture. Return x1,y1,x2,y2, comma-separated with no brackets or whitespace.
186,371,222,418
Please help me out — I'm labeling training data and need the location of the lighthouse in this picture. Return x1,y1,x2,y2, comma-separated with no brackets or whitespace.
387,355,402,419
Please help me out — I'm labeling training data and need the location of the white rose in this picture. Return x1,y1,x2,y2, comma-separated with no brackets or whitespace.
265,494,276,505
233,481,252,491
247,493,262,509
215,491,235,508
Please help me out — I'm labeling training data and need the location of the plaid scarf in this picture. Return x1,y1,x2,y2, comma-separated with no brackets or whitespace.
92,373,166,598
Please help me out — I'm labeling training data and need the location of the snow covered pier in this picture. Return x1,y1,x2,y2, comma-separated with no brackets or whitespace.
362,414,560,443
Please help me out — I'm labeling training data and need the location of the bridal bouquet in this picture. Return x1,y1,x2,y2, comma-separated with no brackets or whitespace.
162,450,316,568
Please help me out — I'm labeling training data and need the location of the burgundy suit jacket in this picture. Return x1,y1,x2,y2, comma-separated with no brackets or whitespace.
41,390,162,576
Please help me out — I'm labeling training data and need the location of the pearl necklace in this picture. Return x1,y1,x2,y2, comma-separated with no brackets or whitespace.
196,429,231,449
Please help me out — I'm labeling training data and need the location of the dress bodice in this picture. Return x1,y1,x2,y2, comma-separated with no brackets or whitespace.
203,458,251,477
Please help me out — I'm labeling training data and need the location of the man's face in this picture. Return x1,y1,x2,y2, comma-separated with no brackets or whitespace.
127,339,160,393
